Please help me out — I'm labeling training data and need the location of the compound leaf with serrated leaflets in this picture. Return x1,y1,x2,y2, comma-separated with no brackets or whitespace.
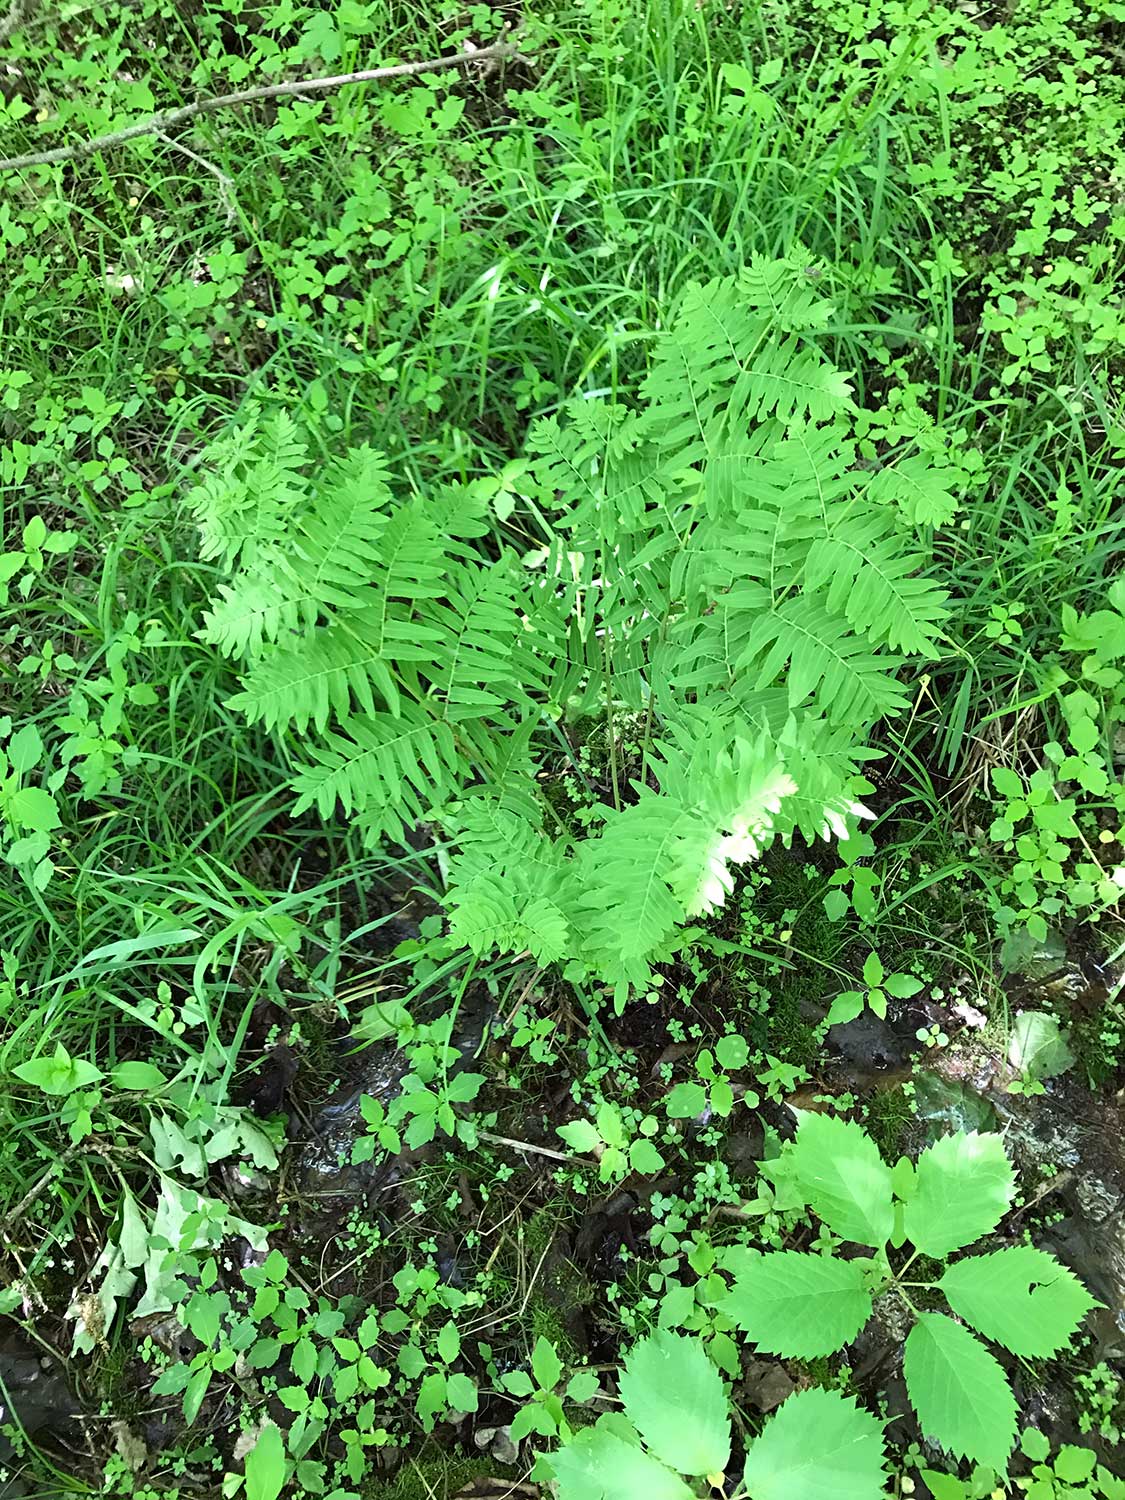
786,1112,894,1247
902,1131,1014,1258
723,1251,872,1356
742,1387,887,1500
617,1330,730,1478
550,1425,694,1500
938,1247,1098,1357
903,1312,1017,1470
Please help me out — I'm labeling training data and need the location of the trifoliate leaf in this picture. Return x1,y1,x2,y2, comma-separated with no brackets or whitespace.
884,973,924,998
825,990,865,1026
938,1247,1098,1357
903,1313,1017,1470
722,1250,872,1356
903,1131,1014,1258
550,1425,694,1500
715,1034,749,1069
110,1062,168,1091
1054,1446,1096,1484
786,1112,894,1247
532,1335,562,1393
617,1330,730,1478
921,1471,971,1500
1019,1428,1051,1462
742,1387,887,1500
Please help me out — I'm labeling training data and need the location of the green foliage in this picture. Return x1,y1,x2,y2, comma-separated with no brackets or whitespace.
923,1429,1125,1500
904,1312,1018,1472
723,1115,1097,1469
197,263,948,998
557,1102,665,1183
722,1251,872,1357
617,1330,731,1478
741,1387,887,1500
1,0,1122,1492
825,949,924,1025
544,1330,887,1500
987,585,1125,940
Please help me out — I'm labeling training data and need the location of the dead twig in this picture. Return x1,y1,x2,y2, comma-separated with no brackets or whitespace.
1,1144,81,1235
0,39,523,173
0,0,30,46
154,129,237,223
477,1130,574,1164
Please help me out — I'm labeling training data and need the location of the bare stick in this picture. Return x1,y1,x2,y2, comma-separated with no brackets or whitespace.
477,1129,574,1164
0,0,30,46
155,130,237,222
0,40,521,173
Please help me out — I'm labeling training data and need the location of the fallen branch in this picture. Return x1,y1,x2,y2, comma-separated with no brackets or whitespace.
0,39,521,173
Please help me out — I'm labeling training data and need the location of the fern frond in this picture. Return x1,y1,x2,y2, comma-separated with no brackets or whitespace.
640,277,768,461
226,616,398,733
421,562,530,720
188,408,308,568
738,256,836,331
574,798,694,989
739,596,910,721
805,513,949,654
443,800,574,964
295,446,394,608
200,563,315,659
772,714,875,846
289,705,461,841
731,335,855,429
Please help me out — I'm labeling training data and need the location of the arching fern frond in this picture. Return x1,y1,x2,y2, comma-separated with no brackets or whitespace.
289,704,461,842
195,261,952,998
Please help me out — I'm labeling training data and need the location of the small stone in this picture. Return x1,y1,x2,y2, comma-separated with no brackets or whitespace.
743,1359,795,1413
473,1425,519,1465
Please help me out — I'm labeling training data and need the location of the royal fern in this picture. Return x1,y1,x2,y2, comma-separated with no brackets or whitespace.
190,256,950,997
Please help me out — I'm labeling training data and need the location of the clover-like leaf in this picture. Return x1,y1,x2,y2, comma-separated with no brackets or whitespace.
742,1387,887,1500
903,1131,1014,1258
722,1251,872,1357
903,1312,1017,1470
785,1112,894,1247
938,1247,1098,1358
617,1330,730,1478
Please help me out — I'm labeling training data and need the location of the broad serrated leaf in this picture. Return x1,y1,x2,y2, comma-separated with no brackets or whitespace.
903,1132,1015,1258
903,1313,1017,1470
938,1247,1098,1357
551,1426,695,1500
617,1330,730,1477
742,1388,887,1500
722,1251,872,1356
786,1112,894,1248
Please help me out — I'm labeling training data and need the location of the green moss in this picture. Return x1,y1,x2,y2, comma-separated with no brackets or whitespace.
863,1085,915,1158
366,1452,496,1500
765,985,820,1069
